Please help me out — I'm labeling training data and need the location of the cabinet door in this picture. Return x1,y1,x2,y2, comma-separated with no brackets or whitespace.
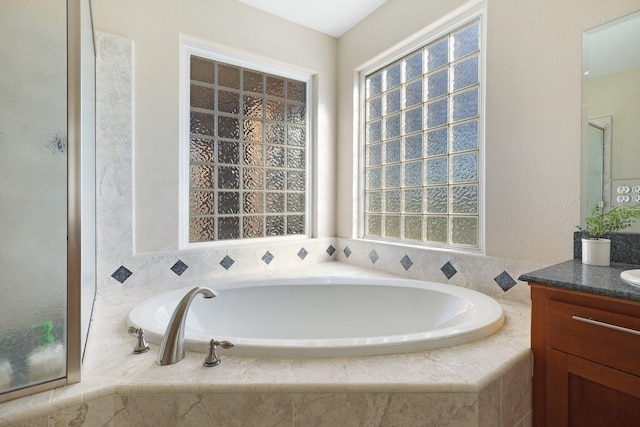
547,348,640,426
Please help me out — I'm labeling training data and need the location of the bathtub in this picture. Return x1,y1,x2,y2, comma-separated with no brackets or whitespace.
127,276,505,358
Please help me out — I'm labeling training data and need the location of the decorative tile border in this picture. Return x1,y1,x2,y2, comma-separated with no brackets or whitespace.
494,271,518,292
400,254,413,271
335,238,544,305
441,261,457,279
170,260,188,276
110,266,132,284
105,242,337,285
105,238,536,305
219,255,235,271
262,251,274,265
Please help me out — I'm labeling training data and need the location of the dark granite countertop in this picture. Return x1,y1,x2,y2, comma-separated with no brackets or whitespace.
519,259,640,303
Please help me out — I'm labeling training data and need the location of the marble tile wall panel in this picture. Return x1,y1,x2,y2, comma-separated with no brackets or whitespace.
410,392,479,426
336,238,544,305
100,238,337,291
293,392,410,426
478,377,501,427
178,393,293,426
514,411,533,427
4,352,533,426
4,417,47,427
17,382,533,427
16,384,512,426
95,31,133,264
48,395,116,427
500,354,533,427
112,394,178,426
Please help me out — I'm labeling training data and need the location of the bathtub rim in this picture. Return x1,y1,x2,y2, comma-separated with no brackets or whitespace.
127,275,505,358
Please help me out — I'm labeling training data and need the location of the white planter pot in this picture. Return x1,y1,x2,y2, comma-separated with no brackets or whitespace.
581,238,611,266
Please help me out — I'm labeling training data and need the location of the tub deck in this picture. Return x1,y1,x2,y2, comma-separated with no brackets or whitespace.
0,264,532,426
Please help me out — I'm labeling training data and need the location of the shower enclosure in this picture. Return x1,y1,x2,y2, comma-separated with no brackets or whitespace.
0,0,96,402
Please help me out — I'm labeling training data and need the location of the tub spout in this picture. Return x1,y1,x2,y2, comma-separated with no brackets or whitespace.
157,286,218,366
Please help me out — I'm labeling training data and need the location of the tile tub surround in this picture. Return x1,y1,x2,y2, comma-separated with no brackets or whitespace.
0,31,534,426
336,238,545,306
93,31,539,309
0,263,532,427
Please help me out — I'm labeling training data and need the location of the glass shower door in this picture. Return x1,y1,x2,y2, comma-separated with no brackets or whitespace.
0,0,68,394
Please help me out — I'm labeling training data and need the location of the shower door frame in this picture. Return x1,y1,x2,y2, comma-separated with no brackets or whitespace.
0,0,85,403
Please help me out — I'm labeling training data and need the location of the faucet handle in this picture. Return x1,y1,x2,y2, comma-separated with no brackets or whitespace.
128,326,150,354
203,339,235,367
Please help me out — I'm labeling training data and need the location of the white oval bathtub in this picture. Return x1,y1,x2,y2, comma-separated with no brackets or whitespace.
127,276,505,358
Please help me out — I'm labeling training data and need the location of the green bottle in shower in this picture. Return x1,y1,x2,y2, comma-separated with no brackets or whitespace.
27,321,65,383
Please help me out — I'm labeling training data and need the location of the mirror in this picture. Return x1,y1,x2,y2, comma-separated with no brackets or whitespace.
582,10,640,232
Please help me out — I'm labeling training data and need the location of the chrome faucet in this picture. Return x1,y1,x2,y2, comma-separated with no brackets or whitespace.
157,286,217,366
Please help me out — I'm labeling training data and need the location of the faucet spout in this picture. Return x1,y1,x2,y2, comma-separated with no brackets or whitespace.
157,286,217,366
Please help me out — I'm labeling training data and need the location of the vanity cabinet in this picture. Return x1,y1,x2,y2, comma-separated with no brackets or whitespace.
530,284,640,427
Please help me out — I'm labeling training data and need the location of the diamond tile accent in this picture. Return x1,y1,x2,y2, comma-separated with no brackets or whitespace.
369,250,379,264
326,245,336,256
220,255,235,270
441,261,458,280
494,271,517,292
400,255,413,271
170,260,188,276
262,251,274,265
298,247,308,260
111,266,133,283
343,246,352,258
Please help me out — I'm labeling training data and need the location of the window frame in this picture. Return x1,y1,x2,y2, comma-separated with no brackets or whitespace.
179,40,314,249
356,6,486,252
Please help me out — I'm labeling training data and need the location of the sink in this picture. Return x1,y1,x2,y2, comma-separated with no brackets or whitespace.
620,270,640,288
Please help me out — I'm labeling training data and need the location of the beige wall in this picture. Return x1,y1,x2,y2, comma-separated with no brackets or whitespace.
93,0,640,264
337,0,640,263
92,0,338,253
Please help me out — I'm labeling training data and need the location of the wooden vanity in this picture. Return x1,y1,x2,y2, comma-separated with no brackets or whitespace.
521,260,640,427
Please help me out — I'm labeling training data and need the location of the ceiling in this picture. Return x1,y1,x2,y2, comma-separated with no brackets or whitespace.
235,1,640,76
236,0,388,38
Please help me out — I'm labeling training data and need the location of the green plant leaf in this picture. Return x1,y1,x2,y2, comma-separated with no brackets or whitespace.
578,204,640,239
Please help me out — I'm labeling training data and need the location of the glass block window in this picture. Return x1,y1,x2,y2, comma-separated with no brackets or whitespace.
189,55,307,242
363,19,481,248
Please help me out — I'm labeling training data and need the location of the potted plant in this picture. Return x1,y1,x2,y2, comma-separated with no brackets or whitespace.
577,204,640,266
